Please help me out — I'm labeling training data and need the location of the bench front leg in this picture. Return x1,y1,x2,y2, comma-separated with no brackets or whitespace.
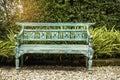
15,55,20,74
88,35,94,74
15,35,20,74
88,53,93,74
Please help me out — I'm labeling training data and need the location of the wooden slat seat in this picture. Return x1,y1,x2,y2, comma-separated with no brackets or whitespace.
19,44,89,54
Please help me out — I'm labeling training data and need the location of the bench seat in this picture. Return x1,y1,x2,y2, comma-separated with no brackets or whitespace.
19,44,89,55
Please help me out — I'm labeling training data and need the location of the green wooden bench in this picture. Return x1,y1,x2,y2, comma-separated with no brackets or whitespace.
15,22,95,74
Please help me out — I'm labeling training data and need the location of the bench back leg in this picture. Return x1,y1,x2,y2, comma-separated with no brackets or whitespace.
86,57,88,68
88,57,93,74
21,55,24,67
15,57,20,74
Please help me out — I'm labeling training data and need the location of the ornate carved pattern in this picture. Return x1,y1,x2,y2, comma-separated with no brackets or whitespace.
28,32,34,39
63,32,70,39
70,32,75,39
52,32,58,39
58,32,63,39
76,32,82,39
23,31,87,40
34,32,40,39
40,32,46,39
46,32,51,39
82,33,87,39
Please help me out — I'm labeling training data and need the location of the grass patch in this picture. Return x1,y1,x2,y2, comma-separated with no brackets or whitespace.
90,26,120,58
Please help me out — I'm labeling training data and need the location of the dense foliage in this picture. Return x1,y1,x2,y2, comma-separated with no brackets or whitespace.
0,0,120,28
46,0,120,29
90,26,120,58
18,0,120,28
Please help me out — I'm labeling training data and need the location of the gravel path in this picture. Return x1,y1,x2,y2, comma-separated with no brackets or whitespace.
0,66,120,80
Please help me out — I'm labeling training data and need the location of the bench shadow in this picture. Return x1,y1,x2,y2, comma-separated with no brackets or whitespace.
21,57,87,72
0,55,87,72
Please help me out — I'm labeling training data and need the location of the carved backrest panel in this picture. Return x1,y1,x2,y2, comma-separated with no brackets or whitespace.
16,22,95,42
23,29,87,41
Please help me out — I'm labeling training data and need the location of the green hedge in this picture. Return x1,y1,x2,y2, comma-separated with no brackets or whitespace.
20,0,120,28
1,0,119,28
46,0,120,28
90,26,120,58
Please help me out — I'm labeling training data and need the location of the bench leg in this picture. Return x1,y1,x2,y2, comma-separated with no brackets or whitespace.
86,57,88,68
88,48,94,74
88,57,92,74
21,55,24,67
16,57,20,74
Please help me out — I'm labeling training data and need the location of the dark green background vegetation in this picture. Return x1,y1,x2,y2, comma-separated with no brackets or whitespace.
0,0,120,62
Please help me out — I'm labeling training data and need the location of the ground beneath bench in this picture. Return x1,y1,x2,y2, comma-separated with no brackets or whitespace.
0,66,120,80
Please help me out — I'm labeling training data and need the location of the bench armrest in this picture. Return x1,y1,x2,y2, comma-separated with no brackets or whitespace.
14,34,19,48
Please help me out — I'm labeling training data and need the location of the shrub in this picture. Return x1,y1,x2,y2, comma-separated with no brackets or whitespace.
0,29,15,59
90,26,120,58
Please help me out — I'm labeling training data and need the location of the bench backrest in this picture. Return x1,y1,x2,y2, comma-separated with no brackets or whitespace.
16,22,95,43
